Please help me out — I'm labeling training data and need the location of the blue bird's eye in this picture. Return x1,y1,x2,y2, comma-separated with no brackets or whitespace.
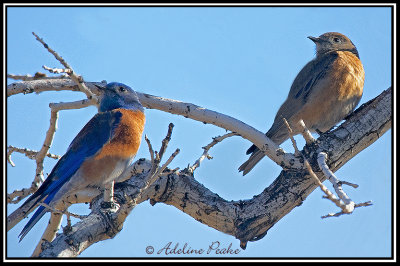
119,86,126,92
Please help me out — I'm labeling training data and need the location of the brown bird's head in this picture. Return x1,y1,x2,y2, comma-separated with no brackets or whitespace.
308,32,359,58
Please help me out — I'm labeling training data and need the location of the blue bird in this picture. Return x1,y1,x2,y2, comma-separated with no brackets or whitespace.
14,82,146,241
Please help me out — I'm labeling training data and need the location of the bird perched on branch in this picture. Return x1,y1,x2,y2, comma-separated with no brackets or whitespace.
239,32,365,175
15,82,145,241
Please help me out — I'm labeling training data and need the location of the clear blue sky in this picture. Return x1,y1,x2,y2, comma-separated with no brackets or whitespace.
6,5,392,259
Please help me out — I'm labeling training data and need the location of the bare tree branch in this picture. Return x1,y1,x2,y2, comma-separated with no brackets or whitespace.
128,87,391,249
7,79,302,170
31,86,391,256
6,78,103,97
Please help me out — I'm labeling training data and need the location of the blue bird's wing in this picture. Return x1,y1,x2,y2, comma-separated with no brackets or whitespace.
18,111,122,241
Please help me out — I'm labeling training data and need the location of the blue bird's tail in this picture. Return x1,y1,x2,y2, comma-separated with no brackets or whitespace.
18,191,57,242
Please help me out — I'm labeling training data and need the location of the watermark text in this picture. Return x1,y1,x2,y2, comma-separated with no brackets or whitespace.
145,241,241,256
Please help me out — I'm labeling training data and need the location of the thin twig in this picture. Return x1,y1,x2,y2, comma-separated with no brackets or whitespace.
42,65,72,74
160,167,180,177
7,145,61,204
340,181,359,189
7,145,60,167
321,201,373,218
317,152,357,207
39,202,86,220
303,160,354,213
7,187,32,204
144,134,154,166
137,148,180,205
124,124,180,211
49,99,94,111
32,32,97,102
158,123,174,160
7,72,68,81
156,149,180,177
298,119,316,144
283,118,301,156
188,132,237,174
142,123,178,192
34,109,59,185
283,118,370,217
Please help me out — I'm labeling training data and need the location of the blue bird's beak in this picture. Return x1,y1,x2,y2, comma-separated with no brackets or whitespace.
94,83,107,91
93,83,109,97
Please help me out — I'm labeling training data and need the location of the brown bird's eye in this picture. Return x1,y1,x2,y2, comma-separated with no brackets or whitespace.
119,86,126,92
333,37,341,43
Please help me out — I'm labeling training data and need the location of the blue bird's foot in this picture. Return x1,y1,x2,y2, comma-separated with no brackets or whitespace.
101,201,117,209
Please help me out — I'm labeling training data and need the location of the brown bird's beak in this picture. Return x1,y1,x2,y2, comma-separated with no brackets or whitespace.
307,36,320,43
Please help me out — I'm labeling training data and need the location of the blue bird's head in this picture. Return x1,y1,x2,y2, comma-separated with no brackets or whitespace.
95,82,144,112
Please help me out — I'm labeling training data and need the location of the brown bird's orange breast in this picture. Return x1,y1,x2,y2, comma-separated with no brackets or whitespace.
290,50,365,133
332,51,365,100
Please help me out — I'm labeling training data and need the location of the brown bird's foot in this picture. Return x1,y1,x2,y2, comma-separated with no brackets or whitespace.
316,125,337,136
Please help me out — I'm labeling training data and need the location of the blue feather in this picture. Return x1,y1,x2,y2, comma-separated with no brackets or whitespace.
18,111,123,240
18,190,58,241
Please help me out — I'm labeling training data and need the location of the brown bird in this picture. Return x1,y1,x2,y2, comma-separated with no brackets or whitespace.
239,32,365,175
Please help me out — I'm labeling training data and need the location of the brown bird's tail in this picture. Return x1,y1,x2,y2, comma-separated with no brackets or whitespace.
238,147,265,175
238,124,288,176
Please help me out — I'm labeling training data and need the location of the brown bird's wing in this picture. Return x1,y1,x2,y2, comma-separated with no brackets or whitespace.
242,52,344,174
246,52,339,155
265,52,339,143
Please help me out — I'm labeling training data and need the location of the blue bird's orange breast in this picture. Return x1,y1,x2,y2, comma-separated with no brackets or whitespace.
96,109,145,160
79,109,145,185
